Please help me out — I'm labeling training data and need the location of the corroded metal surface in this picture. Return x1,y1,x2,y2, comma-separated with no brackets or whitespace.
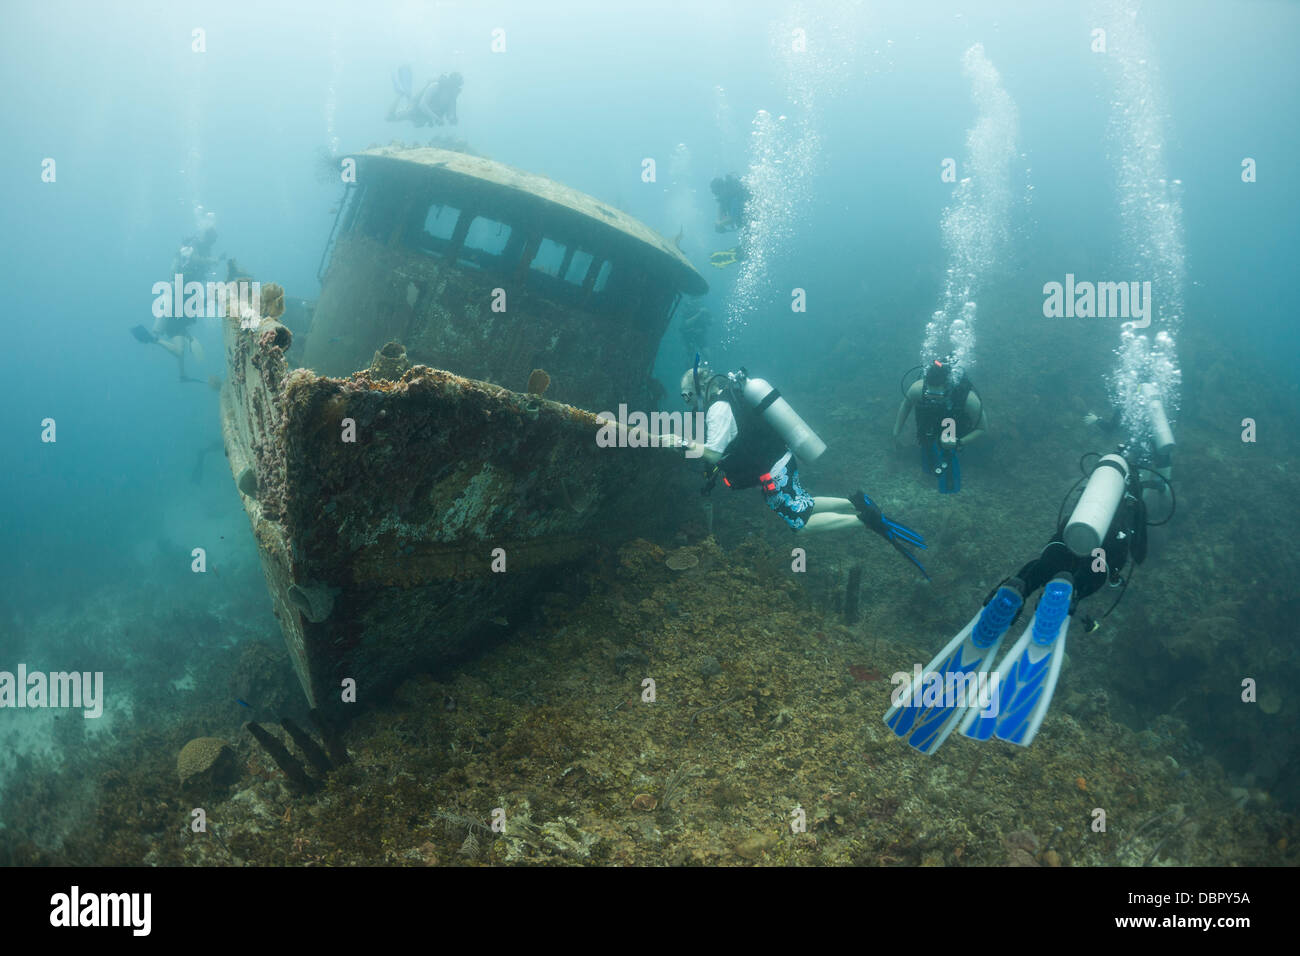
222,312,680,711
302,146,703,413
352,146,704,293
226,150,700,713
303,234,668,412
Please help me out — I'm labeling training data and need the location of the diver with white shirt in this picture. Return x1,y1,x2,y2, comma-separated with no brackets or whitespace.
665,359,929,578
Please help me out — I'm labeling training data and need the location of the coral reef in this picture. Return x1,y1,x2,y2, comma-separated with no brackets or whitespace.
1,524,1294,868
4,306,1298,867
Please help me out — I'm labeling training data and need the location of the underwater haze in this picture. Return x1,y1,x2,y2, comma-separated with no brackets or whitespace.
1,0,1298,871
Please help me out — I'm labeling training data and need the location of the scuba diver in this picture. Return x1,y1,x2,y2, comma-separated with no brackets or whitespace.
712,174,749,231
1083,384,1175,514
131,314,205,382
708,173,751,269
130,220,219,382
388,66,463,127
173,218,219,285
661,359,929,578
885,418,1175,754
893,358,986,493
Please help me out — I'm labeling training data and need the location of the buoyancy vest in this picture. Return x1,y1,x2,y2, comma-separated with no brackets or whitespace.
709,387,789,489
915,374,975,441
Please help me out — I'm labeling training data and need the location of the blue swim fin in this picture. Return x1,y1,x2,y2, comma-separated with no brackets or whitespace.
884,585,1023,754
924,442,961,493
921,442,937,480
941,448,961,493
855,492,929,580
960,577,1072,746
920,442,961,494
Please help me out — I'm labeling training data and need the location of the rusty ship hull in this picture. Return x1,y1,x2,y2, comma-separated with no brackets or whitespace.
221,146,705,711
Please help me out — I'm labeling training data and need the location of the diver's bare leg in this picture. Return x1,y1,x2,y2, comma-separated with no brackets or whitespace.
155,336,183,358
812,496,859,515
797,513,864,534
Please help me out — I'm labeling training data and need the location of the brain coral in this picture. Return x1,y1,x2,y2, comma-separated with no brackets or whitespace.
177,737,237,790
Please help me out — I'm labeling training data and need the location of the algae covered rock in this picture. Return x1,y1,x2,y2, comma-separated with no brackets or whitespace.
735,831,776,861
177,737,238,793
617,538,666,577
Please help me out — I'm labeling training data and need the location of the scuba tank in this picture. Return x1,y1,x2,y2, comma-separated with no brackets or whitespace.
1140,383,1175,516
1140,383,1175,476
1062,454,1128,557
1141,383,1176,460
727,368,826,463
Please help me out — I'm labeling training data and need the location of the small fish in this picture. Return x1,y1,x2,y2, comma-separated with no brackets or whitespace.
491,616,508,627
236,698,253,710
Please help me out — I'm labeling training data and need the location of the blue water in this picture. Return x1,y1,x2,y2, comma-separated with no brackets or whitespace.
1,0,1298,856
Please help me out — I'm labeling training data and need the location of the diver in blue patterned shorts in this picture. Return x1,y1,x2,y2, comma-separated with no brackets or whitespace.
664,362,929,579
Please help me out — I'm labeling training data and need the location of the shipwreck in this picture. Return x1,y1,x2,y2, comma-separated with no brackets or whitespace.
221,146,706,712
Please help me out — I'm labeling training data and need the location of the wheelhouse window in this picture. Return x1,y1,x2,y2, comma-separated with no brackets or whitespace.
529,238,568,278
423,205,459,243
459,216,513,269
566,249,595,285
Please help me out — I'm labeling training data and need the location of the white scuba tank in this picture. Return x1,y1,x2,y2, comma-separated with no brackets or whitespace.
1141,383,1175,457
732,371,827,463
1139,384,1175,515
1063,454,1129,557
